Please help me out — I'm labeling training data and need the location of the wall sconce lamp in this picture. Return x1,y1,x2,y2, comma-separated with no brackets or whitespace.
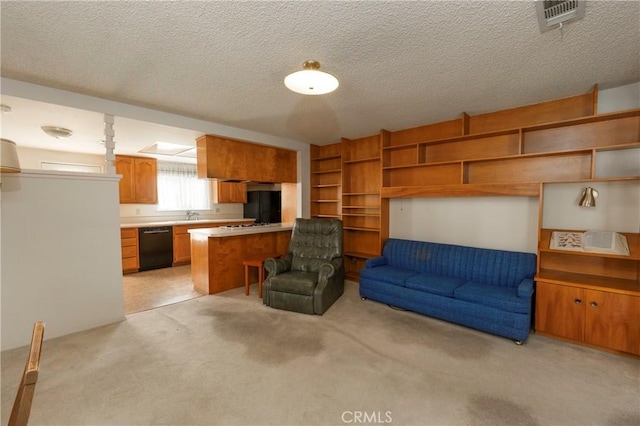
578,187,598,207
1,138,21,173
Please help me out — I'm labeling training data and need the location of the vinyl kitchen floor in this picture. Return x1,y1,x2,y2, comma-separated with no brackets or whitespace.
122,265,203,315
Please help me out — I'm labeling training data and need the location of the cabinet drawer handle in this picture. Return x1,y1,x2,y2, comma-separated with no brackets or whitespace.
574,299,582,305
590,301,598,308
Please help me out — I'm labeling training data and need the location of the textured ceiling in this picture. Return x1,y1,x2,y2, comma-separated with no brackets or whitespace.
1,1,639,148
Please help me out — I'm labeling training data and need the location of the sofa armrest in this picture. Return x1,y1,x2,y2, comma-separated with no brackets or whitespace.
517,278,534,298
365,256,387,268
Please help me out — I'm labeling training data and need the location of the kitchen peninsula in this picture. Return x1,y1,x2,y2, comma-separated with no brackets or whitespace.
189,223,293,294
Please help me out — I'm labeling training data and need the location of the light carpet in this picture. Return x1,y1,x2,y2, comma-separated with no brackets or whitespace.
2,282,639,425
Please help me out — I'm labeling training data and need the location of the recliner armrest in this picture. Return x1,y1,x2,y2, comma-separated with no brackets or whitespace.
265,255,292,276
365,256,387,268
517,278,534,298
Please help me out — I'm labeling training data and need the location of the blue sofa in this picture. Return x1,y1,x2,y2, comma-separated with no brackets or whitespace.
359,239,537,343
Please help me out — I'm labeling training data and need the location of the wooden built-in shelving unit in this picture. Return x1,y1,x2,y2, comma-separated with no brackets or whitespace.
381,107,640,197
341,134,389,281
535,228,639,356
310,143,342,219
309,86,639,347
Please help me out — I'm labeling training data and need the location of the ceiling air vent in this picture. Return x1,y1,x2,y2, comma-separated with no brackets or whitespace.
536,0,586,32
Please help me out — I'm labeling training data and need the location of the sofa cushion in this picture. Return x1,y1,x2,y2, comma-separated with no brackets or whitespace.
405,273,466,297
270,271,318,296
453,282,530,314
359,265,419,286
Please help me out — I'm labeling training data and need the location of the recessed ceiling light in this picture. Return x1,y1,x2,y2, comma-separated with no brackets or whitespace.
41,126,73,139
139,141,193,156
284,60,339,95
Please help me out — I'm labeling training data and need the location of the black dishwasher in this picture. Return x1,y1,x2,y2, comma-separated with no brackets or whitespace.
138,226,174,271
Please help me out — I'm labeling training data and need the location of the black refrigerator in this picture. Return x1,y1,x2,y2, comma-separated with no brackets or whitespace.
243,191,282,223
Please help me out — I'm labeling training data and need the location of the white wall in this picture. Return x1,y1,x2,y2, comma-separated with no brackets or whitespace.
388,82,640,253
390,197,539,253
597,81,640,113
1,170,125,350
17,146,105,171
543,181,640,233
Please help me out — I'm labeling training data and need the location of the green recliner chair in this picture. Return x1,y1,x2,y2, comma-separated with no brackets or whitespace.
263,218,344,315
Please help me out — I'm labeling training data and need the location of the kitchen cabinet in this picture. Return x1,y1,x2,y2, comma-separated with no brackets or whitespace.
121,227,139,274
173,221,253,265
211,181,247,204
115,155,158,204
196,135,297,183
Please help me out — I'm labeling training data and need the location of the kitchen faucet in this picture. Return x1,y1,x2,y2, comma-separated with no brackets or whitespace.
186,210,200,221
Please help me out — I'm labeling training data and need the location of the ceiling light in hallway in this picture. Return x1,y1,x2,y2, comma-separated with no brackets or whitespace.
41,126,73,139
284,60,339,95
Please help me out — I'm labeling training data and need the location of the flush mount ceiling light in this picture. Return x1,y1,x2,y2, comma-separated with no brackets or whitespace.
41,126,73,139
284,60,339,95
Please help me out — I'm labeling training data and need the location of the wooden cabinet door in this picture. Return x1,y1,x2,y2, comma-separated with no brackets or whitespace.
535,282,585,341
115,156,136,203
134,158,158,204
218,181,247,203
585,290,640,355
173,232,191,264
212,181,247,203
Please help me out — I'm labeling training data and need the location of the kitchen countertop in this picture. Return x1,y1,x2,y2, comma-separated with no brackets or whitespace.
188,223,293,238
120,218,253,228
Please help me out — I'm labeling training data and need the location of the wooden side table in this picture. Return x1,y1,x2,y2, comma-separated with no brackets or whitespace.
243,254,280,298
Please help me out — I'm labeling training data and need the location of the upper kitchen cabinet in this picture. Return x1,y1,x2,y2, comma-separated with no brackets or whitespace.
196,135,297,183
115,155,158,204
211,180,247,203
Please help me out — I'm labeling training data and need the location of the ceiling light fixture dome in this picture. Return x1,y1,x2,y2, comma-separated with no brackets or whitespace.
284,60,339,95
41,126,73,139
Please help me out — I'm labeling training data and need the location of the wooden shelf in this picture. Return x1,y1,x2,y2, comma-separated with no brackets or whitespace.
381,183,541,198
344,251,378,259
344,227,380,232
342,213,380,217
539,229,639,261
342,205,381,209
311,169,341,174
383,143,418,151
312,154,341,161
310,143,343,220
343,157,381,164
523,108,640,132
312,214,341,219
343,192,380,196
417,128,520,147
381,108,639,196
536,269,640,296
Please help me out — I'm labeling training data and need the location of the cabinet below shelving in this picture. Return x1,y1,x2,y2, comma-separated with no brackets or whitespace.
536,228,639,356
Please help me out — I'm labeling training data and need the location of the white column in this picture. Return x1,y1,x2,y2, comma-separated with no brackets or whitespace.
104,114,116,174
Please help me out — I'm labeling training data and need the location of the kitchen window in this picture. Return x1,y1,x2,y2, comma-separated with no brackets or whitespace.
157,162,211,211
